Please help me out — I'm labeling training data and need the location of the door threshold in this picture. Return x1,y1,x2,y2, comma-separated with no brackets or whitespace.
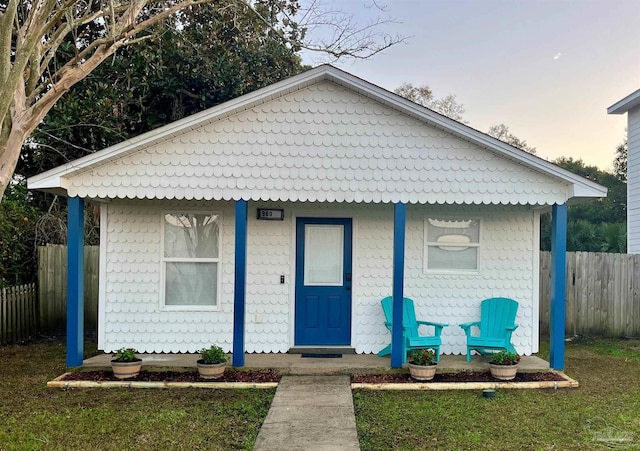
288,347,356,355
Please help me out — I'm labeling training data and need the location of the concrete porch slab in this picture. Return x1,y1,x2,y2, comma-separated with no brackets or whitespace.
80,352,552,374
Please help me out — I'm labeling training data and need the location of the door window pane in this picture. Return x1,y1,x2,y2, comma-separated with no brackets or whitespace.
304,225,344,286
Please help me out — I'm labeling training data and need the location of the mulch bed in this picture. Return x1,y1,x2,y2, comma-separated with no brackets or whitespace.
62,369,282,383
351,371,566,384
62,369,564,384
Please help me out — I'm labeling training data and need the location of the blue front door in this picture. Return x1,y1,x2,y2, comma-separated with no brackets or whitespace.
295,218,352,346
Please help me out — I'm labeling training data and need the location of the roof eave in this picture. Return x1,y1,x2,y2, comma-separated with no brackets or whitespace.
27,64,607,200
27,174,68,194
569,184,608,199
608,88,640,114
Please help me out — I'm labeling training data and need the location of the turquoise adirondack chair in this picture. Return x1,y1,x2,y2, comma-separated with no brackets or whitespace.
377,296,448,364
459,297,519,362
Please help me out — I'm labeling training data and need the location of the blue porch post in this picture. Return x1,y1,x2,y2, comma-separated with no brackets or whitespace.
232,200,248,367
391,203,406,368
66,197,84,367
550,203,567,370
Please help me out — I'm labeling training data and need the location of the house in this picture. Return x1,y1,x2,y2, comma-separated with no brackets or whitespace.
608,89,640,254
28,65,606,369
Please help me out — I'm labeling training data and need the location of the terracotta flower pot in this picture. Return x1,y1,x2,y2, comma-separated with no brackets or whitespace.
489,363,518,381
197,360,226,380
408,363,437,381
111,359,142,379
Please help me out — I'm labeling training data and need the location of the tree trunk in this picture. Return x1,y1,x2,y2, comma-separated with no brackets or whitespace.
0,125,29,201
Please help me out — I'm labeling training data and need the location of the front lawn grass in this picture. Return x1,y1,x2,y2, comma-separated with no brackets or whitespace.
354,337,640,450
0,339,274,450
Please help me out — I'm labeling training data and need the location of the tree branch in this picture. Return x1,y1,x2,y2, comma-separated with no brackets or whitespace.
1,0,406,202
0,0,18,86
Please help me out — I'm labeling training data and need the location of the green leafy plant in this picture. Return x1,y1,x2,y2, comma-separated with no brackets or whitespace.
112,347,139,362
199,345,228,364
490,350,520,366
408,348,436,366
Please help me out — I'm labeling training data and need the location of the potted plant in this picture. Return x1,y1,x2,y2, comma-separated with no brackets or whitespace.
111,347,142,379
197,345,228,379
408,348,438,381
489,350,520,380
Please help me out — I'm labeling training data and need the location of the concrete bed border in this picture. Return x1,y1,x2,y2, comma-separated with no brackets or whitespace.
48,371,578,390
47,373,278,389
352,372,579,390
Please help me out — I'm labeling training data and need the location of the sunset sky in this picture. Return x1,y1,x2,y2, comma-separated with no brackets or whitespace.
301,0,640,172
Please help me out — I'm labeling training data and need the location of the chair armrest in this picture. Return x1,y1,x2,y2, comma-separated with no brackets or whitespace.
459,321,480,337
505,324,518,331
417,320,448,336
417,321,448,328
384,322,410,331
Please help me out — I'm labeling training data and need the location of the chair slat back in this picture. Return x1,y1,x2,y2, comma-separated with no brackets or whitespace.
381,296,420,338
479,297,518,338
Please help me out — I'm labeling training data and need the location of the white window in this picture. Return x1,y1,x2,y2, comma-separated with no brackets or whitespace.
161,212,221,309
424,217,480,272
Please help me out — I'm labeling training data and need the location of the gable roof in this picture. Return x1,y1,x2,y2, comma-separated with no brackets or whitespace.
608,88,640,114
28,64,606,203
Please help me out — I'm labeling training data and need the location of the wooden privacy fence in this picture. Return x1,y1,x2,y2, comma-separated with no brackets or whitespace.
0,283,37,344
37,245,99,335
539,252,640,337
28,247,640,339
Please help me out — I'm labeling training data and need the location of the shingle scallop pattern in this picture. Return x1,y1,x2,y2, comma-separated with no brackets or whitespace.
68,82,568,206
102,184,538,355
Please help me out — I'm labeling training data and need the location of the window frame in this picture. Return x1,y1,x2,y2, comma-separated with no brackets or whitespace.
423,216,481,274
160,210,222,311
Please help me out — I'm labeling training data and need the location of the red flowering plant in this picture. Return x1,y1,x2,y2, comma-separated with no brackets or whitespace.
489,350,521,366
408,348,437,366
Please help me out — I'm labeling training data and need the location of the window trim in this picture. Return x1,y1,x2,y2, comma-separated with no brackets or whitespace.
423,216,481,274
160,210,222,311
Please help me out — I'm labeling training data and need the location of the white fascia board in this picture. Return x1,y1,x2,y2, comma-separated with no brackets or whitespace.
325,69,607,199
27,173,68,191
608,88,640,114
570,184,608,199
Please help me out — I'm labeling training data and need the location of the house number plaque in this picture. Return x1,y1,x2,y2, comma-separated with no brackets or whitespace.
257,208,284,220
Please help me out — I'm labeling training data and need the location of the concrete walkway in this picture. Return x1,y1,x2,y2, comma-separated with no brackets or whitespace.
252,375,360,451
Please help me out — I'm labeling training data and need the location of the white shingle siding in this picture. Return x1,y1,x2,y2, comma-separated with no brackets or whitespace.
354,204,536,356
67,81,569,206
102,202,237,353
628,108,640,253
101,201,537,356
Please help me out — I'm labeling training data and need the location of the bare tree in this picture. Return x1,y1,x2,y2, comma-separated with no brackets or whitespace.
395,83,433,106
394,82,467,123
487,123,536,154
0,0,403,201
